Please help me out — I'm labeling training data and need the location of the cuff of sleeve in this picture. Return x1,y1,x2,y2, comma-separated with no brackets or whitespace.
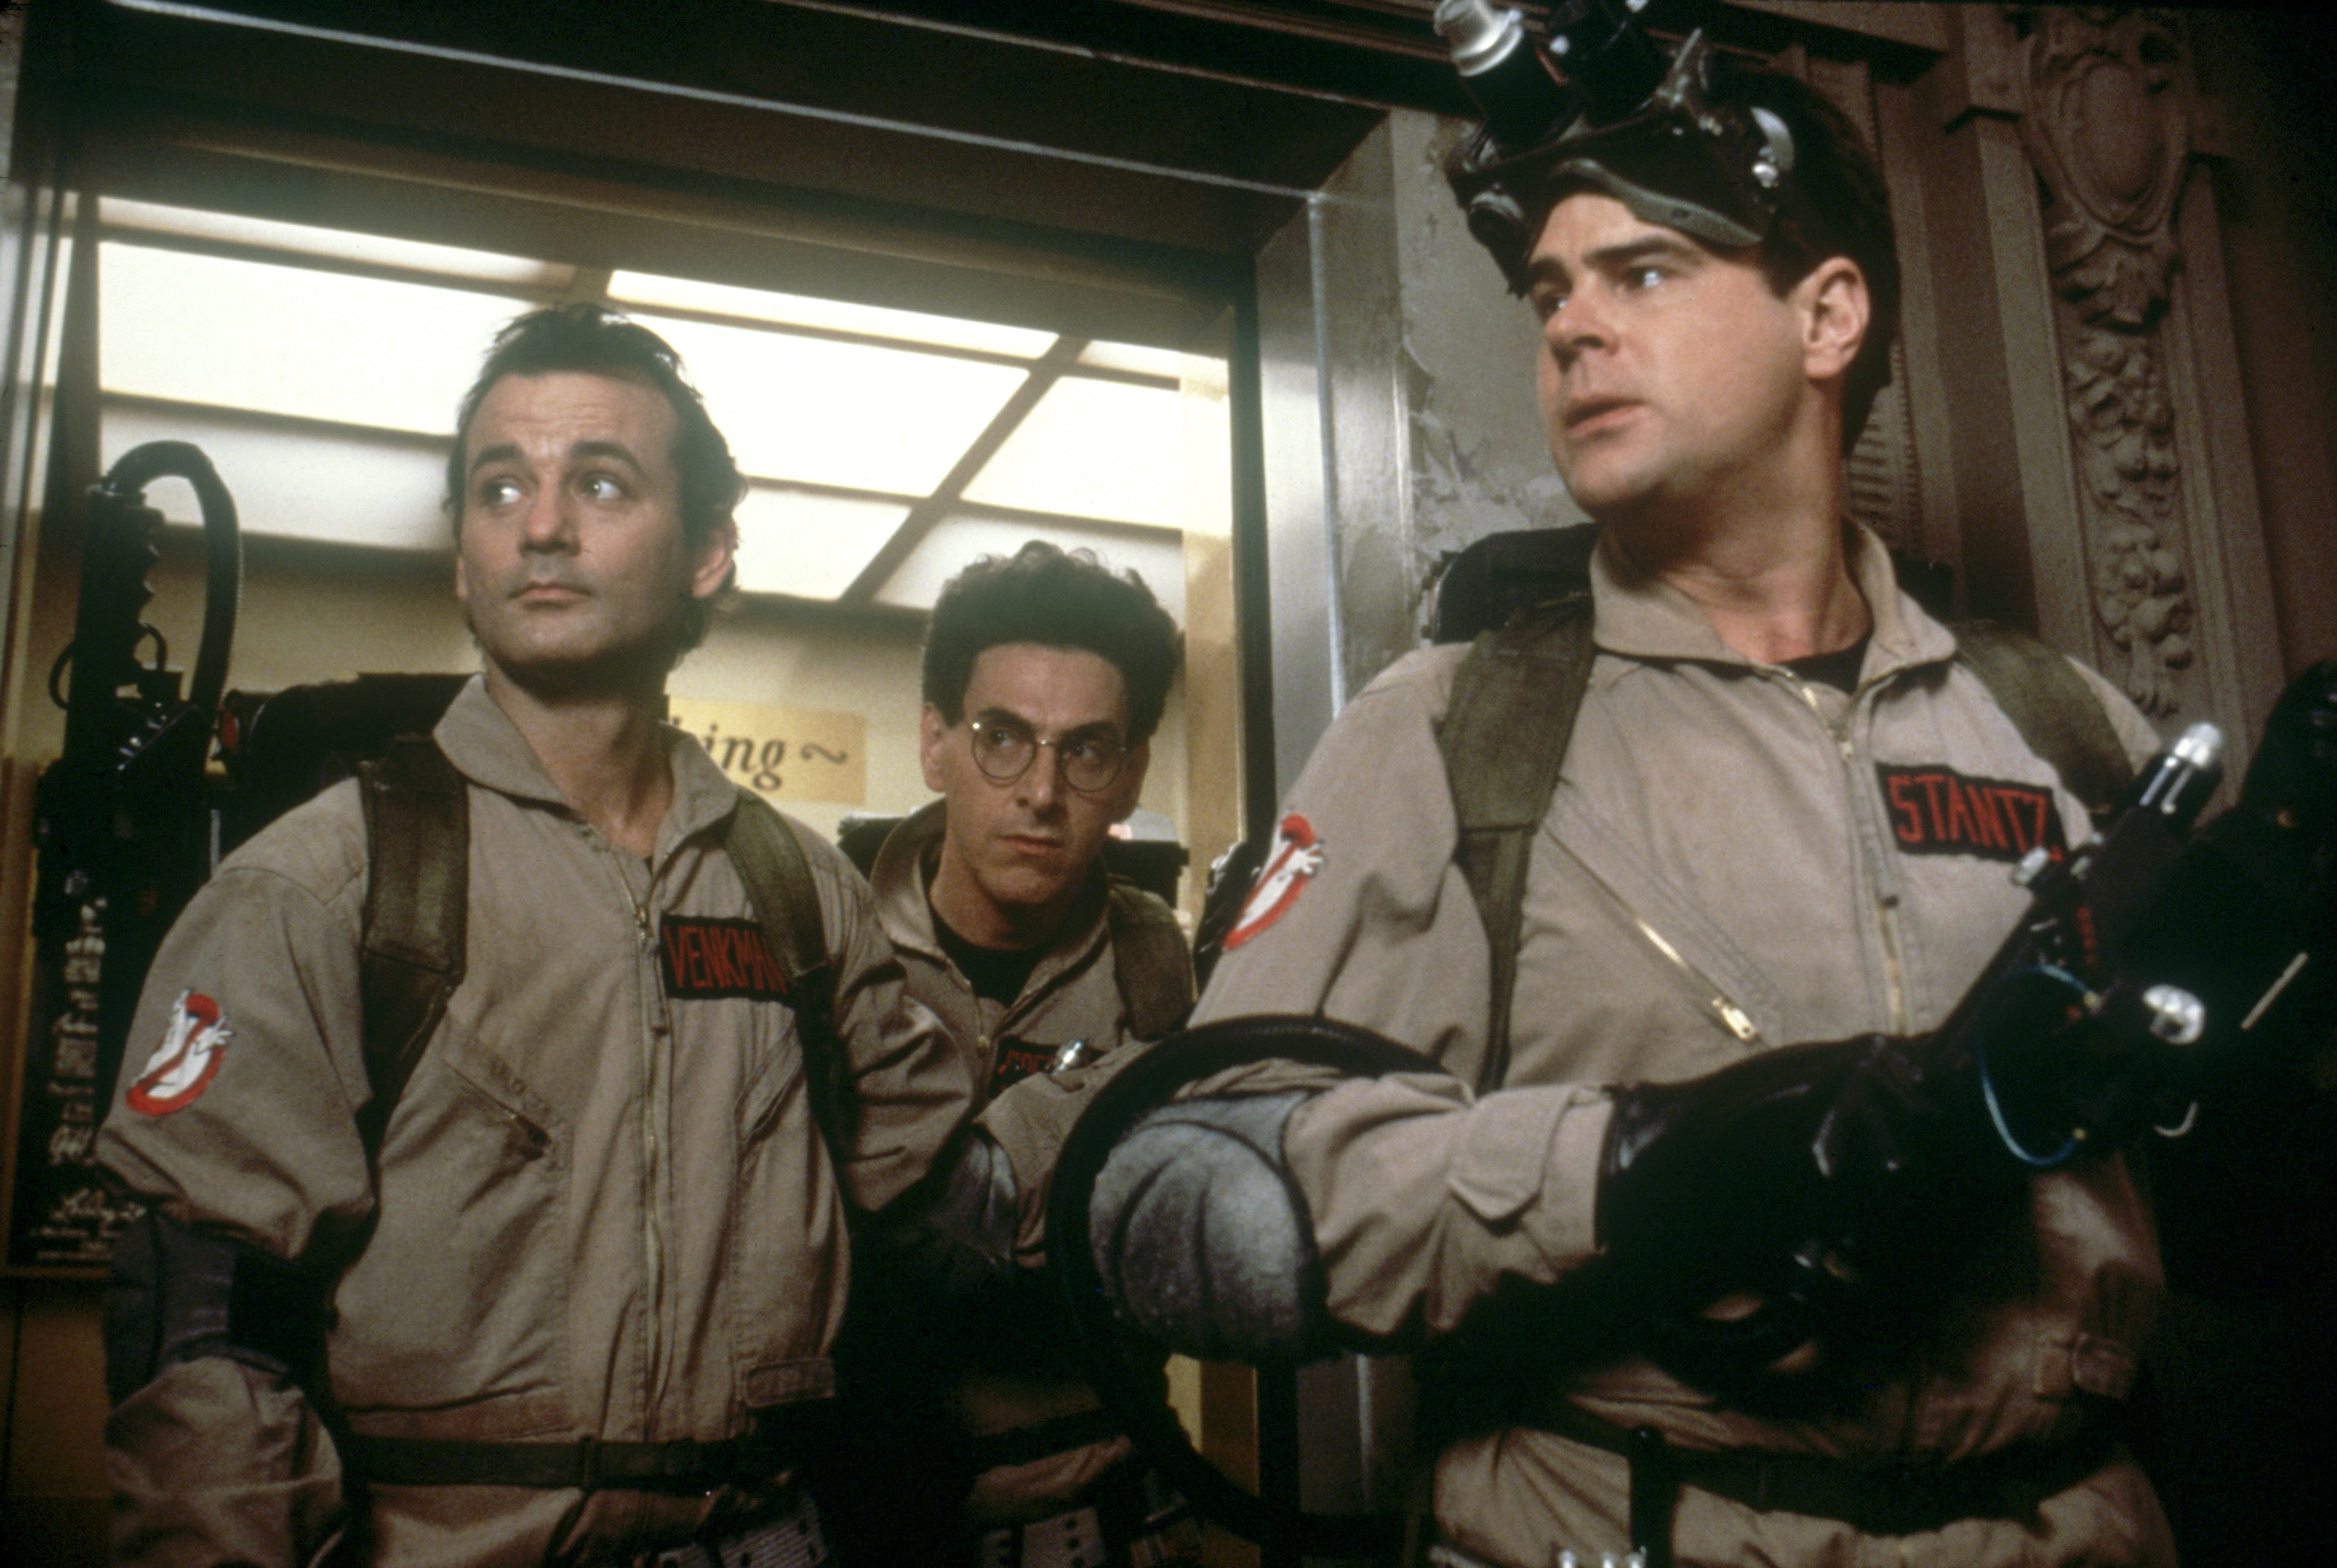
1445,1086,1610,1266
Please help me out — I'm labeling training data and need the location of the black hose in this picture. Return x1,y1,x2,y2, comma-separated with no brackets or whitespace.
98,441,241,718
1046,1014,1436,1557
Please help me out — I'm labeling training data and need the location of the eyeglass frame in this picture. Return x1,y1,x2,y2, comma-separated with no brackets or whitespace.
961,711,1131,795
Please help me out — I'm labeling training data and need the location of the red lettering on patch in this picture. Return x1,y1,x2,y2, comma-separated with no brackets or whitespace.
1225,814,1325,950
988,1044,1060,1097
126,992,233,1115
1874,764,2068,864
658,917,791,1001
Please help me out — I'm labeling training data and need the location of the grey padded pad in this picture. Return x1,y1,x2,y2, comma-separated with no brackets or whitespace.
1088,1092,1319,1361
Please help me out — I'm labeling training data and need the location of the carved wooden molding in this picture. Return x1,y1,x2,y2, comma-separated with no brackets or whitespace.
2015,6,2198,714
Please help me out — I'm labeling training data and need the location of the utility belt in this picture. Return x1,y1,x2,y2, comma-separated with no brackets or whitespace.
1526,1394,2123,1555
341,1398,837,1492
974,1451,1196,1568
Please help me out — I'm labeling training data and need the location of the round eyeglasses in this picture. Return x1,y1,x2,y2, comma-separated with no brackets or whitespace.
967,717,1127,794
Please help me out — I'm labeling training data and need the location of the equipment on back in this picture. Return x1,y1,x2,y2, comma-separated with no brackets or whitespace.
1102,879,1195,1041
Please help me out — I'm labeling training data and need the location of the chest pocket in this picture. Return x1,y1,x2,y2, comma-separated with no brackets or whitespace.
333,1032,572,1435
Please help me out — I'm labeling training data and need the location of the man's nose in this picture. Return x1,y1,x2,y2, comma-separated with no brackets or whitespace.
1016,745,1066,810
1544,291,1615,363
520,485,576,550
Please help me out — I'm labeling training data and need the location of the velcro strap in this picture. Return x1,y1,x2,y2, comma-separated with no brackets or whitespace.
342,1402,835,1491
963,1406,1128,1474
1527,1396,2121,1536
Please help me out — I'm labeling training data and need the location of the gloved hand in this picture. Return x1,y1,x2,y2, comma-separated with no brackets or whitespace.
1595,1036,1992,1392
1600,1037,1900,1269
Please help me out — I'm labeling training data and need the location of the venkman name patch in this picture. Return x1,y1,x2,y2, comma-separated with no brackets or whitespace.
1876,763,2067,863
659,916,791,1001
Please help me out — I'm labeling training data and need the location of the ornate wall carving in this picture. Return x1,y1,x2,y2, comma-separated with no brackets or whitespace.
2016,6,2196,713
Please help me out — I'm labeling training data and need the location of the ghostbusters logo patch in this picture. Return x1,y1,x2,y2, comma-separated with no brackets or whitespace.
659,916,792,1001
1877,764,2068,863
126,991,233,1115
1224,814,1325,950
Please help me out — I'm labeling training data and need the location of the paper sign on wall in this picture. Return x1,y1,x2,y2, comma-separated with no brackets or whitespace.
669,698,867,805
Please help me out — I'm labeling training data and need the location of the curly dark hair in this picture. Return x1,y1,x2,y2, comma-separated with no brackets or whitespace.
921,542,1183,746
445,304,745,654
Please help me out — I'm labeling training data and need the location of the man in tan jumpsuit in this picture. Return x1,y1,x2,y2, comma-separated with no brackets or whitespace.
1084,48,2178,1568
842,542,1198,1565
97,305,974,1566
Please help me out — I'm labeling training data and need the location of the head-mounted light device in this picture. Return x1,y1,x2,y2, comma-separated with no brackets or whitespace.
1436,0,1800,292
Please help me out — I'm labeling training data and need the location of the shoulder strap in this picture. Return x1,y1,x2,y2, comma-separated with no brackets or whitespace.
1953,622,2137,826
1104,878,1197,1041
355,737,468,1158
724,793,845,1157
1436,595,1598,1094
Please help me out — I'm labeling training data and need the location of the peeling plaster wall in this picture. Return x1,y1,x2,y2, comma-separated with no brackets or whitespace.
1390,110,1587,634
1260,107,1585,778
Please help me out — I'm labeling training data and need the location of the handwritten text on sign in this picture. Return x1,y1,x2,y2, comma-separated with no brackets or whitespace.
669,698,866,805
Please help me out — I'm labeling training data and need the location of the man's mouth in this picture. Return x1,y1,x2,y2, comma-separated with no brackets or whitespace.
1564,395,1639,433
1000,831,1066,854
516,579,585,602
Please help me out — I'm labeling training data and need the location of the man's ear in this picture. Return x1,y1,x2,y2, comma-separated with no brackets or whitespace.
690,518,737,602
1798,256,1870,385
1111,740,1152,824
453,551,471,607
919,704,950,794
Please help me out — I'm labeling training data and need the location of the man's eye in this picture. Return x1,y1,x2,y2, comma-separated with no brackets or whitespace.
580,474,626,501
1622,266,1666,292
1532,290,1567,322
478,478,523,508
1065,738,1117,765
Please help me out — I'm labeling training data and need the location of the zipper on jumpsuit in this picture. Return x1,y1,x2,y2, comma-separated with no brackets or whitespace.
618,858,670,1429
1783,675,1912,1035
1564,850,1763,1045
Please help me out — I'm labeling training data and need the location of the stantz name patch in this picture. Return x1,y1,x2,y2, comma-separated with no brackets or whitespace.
1225,813,1325,949
659,916,792,1001
1876,764,2068,863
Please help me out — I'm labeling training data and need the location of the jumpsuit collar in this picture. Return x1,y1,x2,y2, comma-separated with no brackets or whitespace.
431,675,741,853
871,798,1112,969
1588,519,1959,684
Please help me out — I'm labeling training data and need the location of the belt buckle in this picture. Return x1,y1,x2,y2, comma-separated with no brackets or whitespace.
1018,1505,1106,1568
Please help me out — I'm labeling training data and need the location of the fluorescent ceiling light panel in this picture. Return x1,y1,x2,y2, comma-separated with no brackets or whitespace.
102,405,451,552
960,375,1185,527
874,514,1186,623
610,271,1055,359
99,197,568,289
101,244,527,434
732,486,910,601
636,313,1025,495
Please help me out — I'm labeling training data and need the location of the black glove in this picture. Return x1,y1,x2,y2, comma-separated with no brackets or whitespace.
1596,1036,1999,1393
1598,1037,1912,1269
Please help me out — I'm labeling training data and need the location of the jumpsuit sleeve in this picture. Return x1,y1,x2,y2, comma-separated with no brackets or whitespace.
800,829,980,1214
1180,649,1616,1343
978,1045,1148,1264
95,793,378,1568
